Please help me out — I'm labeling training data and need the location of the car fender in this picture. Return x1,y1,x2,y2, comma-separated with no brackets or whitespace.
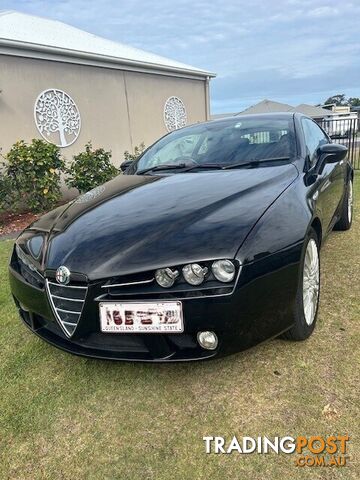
236,178,311,266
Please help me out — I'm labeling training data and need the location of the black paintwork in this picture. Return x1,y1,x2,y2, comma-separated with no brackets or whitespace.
9,113,353,361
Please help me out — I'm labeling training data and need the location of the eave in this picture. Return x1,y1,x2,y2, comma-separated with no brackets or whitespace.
0,38,216,81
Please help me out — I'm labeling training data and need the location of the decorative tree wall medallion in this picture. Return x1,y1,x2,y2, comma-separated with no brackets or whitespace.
163,96,187,132
34,89,81,147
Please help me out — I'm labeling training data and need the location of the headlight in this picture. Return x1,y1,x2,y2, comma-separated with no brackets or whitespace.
212,260,235,283
182,263,208,285
15,244,37,271
27,235,44,259
155,268,179,288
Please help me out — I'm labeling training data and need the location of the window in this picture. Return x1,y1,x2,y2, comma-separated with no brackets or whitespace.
147,134,203,168
301,118,329,166
136,118,296,172
240,129,289,145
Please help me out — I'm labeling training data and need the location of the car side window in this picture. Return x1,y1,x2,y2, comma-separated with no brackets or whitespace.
301,118,329,166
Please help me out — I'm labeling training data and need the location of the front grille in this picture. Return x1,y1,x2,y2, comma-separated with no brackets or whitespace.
46,281,87,337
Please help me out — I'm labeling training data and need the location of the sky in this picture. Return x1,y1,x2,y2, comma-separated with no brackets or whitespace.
1,0,360,113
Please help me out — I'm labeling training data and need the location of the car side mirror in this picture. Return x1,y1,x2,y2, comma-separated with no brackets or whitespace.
120,160,133,172
318,143,347,164
305,143,348,184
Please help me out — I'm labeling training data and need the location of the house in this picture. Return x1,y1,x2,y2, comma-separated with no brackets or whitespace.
234,99,338,120
320,104,358,135
214,98,358,139
293,104,335,121
210,112,236,120
350,105,360,127
0,11,215,163
236,99,294,115
210,100,294,120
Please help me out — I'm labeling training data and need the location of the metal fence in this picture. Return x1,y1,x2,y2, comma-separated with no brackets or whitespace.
316,117,360,170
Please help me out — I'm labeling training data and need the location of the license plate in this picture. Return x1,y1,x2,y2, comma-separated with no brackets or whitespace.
99,301,183,333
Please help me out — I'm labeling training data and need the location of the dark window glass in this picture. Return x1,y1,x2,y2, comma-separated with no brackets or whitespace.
301,118,329,166
135,117,296,173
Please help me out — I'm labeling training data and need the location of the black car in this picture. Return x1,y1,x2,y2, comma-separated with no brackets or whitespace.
9,113,354,361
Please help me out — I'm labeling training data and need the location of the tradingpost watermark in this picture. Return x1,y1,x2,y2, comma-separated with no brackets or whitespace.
203,435,350,467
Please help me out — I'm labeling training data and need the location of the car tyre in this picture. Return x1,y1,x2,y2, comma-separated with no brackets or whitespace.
334,179,353,231
282,228,320,341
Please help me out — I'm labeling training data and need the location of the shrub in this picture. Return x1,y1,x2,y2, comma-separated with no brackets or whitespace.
66,142,118,193
123,142,146,163
5,139,65,213
0,170,14,213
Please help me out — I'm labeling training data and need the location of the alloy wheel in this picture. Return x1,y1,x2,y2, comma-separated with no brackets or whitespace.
303,238,320,326
348,181,353,223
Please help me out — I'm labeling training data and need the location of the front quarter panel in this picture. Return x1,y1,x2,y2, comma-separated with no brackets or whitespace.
232,177,313,342
237,177,311,265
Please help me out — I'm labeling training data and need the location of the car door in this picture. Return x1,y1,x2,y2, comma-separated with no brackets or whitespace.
301,118,345,232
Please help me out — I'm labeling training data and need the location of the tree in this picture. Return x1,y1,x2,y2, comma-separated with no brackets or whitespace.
322,94,360,108
348,97,360,107
323,94,347,106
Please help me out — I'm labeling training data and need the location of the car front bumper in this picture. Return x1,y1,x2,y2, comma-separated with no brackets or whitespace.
9,246,301,362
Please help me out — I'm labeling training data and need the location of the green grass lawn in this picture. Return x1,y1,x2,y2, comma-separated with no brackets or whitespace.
0,176,359,479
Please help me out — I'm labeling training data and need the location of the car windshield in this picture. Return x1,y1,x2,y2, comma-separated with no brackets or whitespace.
134,117,295,174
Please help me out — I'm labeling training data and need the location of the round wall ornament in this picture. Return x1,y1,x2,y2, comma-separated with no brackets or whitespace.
34,89,81,148
163,96,187,132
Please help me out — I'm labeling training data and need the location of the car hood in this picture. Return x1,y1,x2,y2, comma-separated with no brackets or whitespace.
30,166,298,279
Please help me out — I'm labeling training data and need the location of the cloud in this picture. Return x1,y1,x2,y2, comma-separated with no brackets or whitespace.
307,6,339,17
1,0,359,112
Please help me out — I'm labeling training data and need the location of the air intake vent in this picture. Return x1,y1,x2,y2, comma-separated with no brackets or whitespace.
46,281,87,337
14,245,45,289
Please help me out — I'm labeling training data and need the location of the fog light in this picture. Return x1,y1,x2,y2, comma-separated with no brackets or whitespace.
197,331,218,350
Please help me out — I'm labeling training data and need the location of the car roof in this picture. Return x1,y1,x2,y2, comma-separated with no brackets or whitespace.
172,111,312,137
208,112,297,125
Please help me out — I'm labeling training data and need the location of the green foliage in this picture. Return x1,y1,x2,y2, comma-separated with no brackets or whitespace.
323,94,360,107
123,142,146,163
5,139,65,213
65,142,118,194
1,140,146,214
0,170,14,213
323,94,347,106
348,97,360,107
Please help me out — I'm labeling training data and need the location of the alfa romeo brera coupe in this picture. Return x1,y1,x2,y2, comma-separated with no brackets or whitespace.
9,113,354,361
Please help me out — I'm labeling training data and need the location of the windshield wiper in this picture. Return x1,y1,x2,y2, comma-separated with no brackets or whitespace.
137,157,291,175
136,163,188,175
137,163,224,175
223,157,291,170
182,163,225,172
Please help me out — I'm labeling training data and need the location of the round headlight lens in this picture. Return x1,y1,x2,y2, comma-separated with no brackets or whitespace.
155,268,179,288
182,263,208,285
212,260,235,283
